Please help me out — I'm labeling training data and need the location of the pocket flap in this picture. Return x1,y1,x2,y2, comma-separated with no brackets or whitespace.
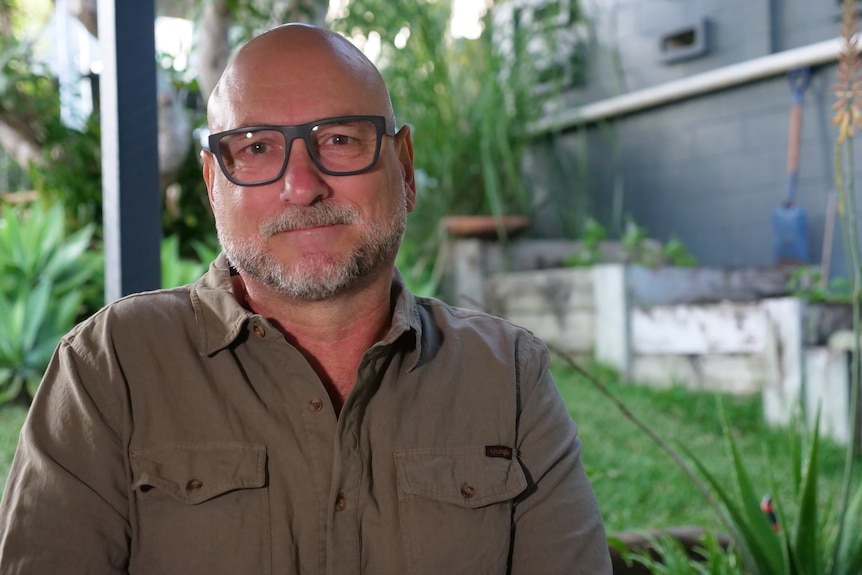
130,442,266,505
394,446,527,509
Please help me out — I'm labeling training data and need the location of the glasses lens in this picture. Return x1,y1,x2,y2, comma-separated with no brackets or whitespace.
310,118,381,175
217,129,286,185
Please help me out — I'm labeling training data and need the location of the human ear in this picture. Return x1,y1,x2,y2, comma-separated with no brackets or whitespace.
201,150,217,211
395,125,416,212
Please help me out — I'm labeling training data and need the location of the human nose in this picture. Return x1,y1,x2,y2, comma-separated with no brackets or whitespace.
278,137,329,206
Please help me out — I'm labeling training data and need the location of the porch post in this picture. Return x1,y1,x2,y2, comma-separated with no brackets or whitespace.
98,0,161,302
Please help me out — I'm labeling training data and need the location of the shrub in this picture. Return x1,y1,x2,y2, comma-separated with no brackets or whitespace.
0,202,101,402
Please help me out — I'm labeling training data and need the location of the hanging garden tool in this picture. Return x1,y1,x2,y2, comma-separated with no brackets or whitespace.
772,67,811,264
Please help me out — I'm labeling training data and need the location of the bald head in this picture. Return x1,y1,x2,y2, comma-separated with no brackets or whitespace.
207,24,395,132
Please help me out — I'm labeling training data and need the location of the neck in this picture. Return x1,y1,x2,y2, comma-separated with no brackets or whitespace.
237,270,396,411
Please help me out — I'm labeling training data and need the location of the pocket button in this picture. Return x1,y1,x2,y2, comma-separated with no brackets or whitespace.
186,479,204,493
460,483,476,499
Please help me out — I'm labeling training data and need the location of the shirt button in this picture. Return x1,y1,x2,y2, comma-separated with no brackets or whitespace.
308,398,324,412
335,493,347,511
460,483,476,499
252,324,266,338
186,479,203,493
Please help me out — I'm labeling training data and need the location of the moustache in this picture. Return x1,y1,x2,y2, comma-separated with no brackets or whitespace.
259,202,361,237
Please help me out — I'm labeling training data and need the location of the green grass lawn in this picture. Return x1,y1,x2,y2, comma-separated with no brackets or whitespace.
555,360,862,535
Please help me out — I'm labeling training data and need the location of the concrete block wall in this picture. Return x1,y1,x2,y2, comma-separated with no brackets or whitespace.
483,261,787,396
483,267,597,357
522,0,859,276
525,70,842,270
475,251,856,444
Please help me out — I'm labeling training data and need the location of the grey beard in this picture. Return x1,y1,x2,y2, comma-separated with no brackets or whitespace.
220,199,406,301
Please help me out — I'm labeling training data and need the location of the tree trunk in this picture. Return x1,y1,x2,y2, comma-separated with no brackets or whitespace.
67,0,98,38
196,0,231,103
0,0,13,38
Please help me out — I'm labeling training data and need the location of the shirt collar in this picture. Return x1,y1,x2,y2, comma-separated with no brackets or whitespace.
190,253,254,356
191,254,425,365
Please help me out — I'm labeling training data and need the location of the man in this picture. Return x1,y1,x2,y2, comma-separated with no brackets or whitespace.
0,24,611,574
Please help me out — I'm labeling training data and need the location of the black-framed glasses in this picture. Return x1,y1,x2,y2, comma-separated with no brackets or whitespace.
207,115,395,186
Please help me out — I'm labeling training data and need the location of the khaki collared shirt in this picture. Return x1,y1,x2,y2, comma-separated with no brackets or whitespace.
0,255,611,574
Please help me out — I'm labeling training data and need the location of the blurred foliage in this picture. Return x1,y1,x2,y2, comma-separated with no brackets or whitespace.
30,114,103,231
4,0,53,38
0,202,101,403
0,33,102,232
161,233,220,288
564,215,698,268
661,236,699,268
564,216,606,267
157,60,219,257
788,266,853,303
613,531,742,574
331,0,560,294
0,37,64,146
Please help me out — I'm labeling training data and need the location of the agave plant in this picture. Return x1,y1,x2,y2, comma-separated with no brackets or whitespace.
160,234,219,289
0,202,100,401
683,408,862,575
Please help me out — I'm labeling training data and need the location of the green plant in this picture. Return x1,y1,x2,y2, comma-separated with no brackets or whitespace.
662,236,698,268
29,114,103,233
564,216,607,267
0,202,101,401
553,342,862,574
621,215,661,267
833,8,862,575
552,359,862,533
616,531,742,575
161,235,220,289
787,266,853,303
563,215,697,268
684,408,862,575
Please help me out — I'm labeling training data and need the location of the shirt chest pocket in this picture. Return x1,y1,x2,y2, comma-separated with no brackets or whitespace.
394,447,528,575
129,442,270,575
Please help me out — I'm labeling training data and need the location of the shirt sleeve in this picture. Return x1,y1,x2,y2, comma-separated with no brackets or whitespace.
509,335,612,574
0,338,131,574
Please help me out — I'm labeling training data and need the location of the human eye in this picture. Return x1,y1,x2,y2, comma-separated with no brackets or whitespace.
313,121,372,150
223,130,283,159
241,132,282,156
